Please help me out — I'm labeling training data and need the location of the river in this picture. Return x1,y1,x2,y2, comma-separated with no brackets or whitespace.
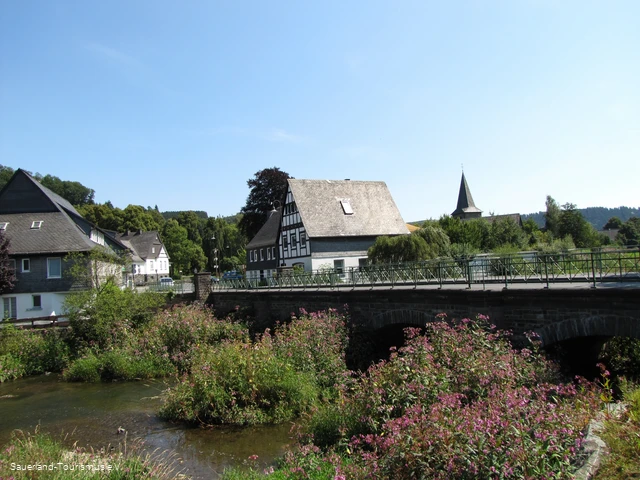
0,375,293,479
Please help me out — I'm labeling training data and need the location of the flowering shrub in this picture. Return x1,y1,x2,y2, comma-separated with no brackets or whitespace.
0,324,70,380
300,314,600,479
160,308,350,426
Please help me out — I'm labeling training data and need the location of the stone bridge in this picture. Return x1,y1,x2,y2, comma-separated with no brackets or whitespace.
207,284,640,346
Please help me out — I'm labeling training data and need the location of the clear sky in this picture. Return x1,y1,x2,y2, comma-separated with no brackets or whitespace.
1,1,639,223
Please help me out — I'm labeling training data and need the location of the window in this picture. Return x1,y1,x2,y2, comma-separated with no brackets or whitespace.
32,295,42,309
283,234,289,250
290,233,297,248
21,258,30,272
3,297,17,319
150,260,154,270
152,247,156,254
31,221,43,229
47,257,61,278
300,232,307,247
260,249,264,261
334,259,345,275
272,247,276,259
0,222,8,230
340,200,353,215
267,248,271,260
250,250,254,262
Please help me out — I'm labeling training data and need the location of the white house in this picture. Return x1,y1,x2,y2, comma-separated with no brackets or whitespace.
116,231,170,283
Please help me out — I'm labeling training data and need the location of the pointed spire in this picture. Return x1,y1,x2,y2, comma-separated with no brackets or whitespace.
451,172,482,219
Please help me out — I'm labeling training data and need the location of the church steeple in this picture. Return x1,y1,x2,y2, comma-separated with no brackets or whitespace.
451,172,482,220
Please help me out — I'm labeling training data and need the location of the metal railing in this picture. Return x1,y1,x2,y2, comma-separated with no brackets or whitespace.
145,279,194,295
214,248,640,291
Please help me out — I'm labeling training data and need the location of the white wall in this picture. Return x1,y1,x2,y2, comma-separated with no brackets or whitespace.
1,292,68,320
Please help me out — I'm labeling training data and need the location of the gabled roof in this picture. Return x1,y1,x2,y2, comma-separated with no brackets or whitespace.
116,230,166,261
247,207,281,248
0,169,127,255
0,169,80,216
451,172,482,217
288,179,409,238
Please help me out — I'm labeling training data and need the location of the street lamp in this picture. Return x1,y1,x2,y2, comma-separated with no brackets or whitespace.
211,234,219,278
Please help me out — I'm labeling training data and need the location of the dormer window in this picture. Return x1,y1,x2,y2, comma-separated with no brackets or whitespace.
340,200,353,215
152,247,156,254
0,222,8,230
31,221,43,229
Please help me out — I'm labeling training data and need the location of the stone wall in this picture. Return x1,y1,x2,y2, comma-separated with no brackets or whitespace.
208,287,640,344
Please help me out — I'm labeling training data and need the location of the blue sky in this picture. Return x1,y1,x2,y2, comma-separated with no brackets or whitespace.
1,1,639,222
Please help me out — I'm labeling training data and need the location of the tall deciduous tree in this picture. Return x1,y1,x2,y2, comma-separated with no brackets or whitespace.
0,230,16,294
558,203,600,248
239,167,291,240
368,234,429,264
161,219,207,275
617,217,640,247
544,195,561,237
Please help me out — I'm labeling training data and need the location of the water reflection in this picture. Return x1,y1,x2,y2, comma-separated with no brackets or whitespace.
0,375,293,479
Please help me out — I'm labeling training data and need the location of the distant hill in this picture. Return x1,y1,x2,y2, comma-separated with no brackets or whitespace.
523,206,640,230
410,206,640,230
161,210,209,220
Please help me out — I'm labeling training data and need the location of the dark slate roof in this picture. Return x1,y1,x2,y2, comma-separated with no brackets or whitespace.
247,208,282,248
116,231,166,260
0,212,96,255
484,213,523,226
0,170,128,255
288,179,409,238
451,173,482,217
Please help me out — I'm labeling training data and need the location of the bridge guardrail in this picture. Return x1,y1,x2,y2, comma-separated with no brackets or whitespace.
213,248,640,291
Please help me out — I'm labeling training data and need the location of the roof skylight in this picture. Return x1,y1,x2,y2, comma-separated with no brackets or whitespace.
0,222,8,230
340,199,354,215
31,221,43,229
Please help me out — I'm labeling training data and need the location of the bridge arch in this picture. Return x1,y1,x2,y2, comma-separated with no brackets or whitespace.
535,315,640,346
369,309,435,330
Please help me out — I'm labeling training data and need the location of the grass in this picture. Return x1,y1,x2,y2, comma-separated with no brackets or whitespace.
595,384,640,479
0,428,182,479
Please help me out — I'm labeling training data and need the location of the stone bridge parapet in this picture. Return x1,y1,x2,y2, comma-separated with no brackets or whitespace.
208,286,640,345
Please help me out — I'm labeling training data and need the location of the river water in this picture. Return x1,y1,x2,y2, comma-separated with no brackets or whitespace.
0,375,293,479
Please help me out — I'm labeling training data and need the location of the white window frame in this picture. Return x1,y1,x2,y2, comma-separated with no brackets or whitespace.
47,257,62,279
250,250,254,262
32,295,42,309
3,297,17,319
267,248,271,260
0,222,8,230
21,258,30,273
31,220,43,229
260,249,264,261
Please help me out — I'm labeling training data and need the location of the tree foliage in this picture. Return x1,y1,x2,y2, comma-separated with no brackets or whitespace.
0,230,16,294
161,219,207,274
557,203,600,248
544,195,561,237
368,234,430,264
603,216,624,230
239,167,291,240
617,217,640,247
415,224,451,258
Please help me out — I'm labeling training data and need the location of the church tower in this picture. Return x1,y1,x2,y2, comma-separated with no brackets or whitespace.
451,172,482,220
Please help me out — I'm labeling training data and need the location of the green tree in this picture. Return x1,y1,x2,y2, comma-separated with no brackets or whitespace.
544,195,561,237
617,217,640,247
603,216,624,230
0,229,16,295
161,220,207,274
37,174,95,206
415,224,451,258
558,203,600,248
239,167,291,240
438,216,488,251
0,165,15,190
120,205,164,232
176,211,204,245
368,234,429,264
204,217,247,273
76,203,123,231
487,217,526,251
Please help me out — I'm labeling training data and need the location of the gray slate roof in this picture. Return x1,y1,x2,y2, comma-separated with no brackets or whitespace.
247,208,282,248
116,231,165,261
0,169,127,255
288,179,409,238
452,173,482,217
0,212,96,255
